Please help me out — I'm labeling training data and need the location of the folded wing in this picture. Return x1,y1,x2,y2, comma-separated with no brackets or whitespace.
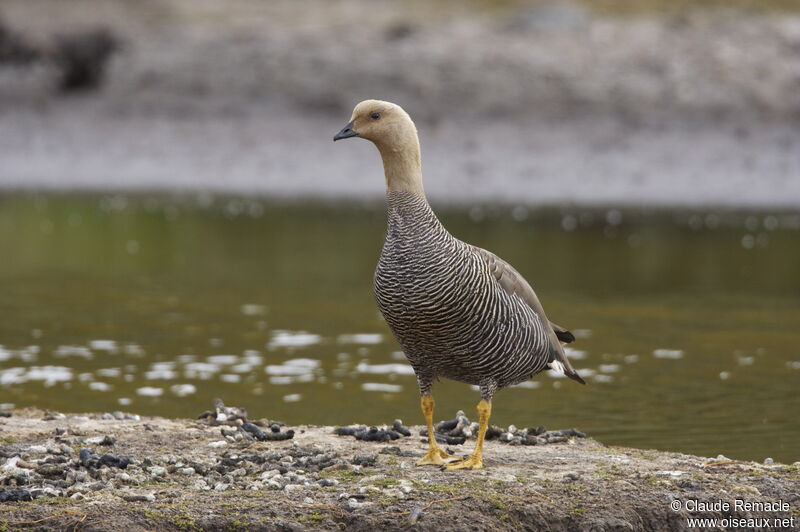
472,246,585,385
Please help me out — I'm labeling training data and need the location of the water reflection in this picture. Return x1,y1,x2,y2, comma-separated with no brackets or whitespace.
0,194,798,463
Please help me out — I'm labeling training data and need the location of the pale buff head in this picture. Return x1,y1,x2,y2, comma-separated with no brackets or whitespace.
334,100,424,195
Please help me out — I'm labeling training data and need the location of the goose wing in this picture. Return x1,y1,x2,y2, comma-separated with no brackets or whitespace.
472,246,585,385
550,322,575,344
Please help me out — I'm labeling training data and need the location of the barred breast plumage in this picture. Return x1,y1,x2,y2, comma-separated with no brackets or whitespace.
334,99,584,470
374,191,581,397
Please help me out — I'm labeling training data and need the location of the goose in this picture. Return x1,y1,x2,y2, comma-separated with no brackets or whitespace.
334,100,584,470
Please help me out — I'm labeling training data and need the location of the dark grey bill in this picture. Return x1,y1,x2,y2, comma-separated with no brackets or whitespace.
333,120,358,141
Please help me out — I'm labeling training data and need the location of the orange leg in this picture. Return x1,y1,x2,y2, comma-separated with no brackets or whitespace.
416,395,459,466
443,399,491,471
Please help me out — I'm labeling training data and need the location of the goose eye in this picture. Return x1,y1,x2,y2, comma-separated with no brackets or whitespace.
371,112,381,120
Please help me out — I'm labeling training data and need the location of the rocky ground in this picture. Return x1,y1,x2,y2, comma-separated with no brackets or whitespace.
1,409,798,531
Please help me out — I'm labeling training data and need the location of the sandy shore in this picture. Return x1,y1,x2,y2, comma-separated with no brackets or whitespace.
2,101,799,208
1,410,798,530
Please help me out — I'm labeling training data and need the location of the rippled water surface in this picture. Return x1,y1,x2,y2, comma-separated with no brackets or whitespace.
1,194,798,463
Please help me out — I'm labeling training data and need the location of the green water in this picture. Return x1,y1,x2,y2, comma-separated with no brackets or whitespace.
1,194,798,463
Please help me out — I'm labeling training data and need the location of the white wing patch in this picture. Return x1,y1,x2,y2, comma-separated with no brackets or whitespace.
548,360,566,376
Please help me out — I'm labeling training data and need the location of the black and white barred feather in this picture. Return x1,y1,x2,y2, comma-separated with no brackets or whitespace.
374,192,584,400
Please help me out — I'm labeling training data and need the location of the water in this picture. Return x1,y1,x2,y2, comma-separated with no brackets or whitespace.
1,194,798,463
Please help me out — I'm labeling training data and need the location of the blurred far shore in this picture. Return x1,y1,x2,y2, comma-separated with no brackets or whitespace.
1,0,799,208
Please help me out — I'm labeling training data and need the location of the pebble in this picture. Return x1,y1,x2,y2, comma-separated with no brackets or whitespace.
361,427,401,442
436,416,459,433
335,425,367,437
261,425,296,441
121,492,155,502
179,467,195,475
485,426,504,440
345,497,364,511
36,464,65,478
261,469,282,480
148,466,167,477
241,422,266,440
200,401,296,440
208,441,228,448
5,466,32,483
109,411,140,421
40,487,62,497
336,421,411,443
84,435,116,446
192,479,210,491
58,443,74,455
14,459,36,470
431,433,466,445
79,448,132,469
764,457,774,465
318,478,339,487
656,470,684,478
378,446,416,458
198,399,248,426
352,454,377,467
0,490,34,502
70,492,86,500
392,419,412,437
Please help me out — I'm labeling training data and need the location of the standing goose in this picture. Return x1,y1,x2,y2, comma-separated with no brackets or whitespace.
334,100,585,470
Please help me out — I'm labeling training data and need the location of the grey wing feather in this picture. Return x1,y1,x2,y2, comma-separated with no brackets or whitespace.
472,246,585,384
